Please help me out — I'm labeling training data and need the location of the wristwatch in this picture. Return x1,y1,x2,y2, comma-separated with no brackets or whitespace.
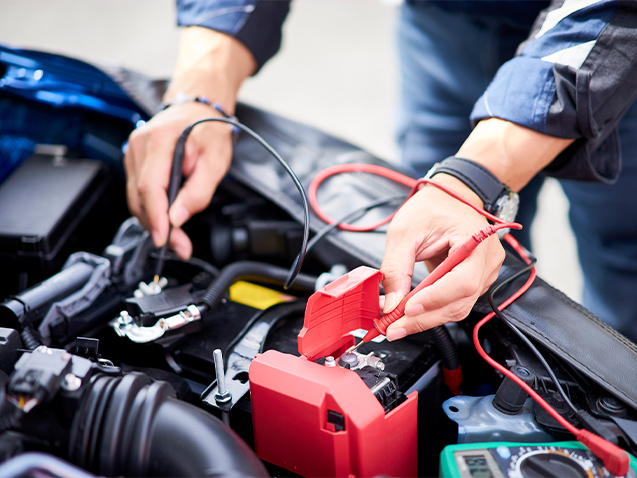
425,156,519,223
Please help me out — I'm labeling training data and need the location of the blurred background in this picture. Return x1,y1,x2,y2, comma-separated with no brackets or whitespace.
0,0,582,300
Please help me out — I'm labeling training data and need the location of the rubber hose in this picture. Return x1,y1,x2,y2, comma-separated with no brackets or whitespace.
69,373,268,477
430,325,460,371
200,260,317,310
0,452,98,478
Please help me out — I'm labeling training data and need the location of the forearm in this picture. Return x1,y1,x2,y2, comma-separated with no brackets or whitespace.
456,118,574,192
164,27,257,114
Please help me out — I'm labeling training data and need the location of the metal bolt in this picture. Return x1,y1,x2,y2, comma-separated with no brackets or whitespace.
118,311,133,325
61,373,82,392
213,349,232,404
324,356,336,367
338,352,359,369
365,355,385,371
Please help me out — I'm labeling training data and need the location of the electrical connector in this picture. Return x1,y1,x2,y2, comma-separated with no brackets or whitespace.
9,346,73,411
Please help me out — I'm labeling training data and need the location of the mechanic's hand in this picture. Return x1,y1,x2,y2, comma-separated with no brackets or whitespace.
123,27,256,259
380,175,505,340
124,102,233,259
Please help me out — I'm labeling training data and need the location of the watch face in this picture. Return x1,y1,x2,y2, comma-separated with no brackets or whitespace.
494,191,519,223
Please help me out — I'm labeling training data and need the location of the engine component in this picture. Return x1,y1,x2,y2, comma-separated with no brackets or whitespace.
0,154,121,294
0,259,96,330
443,395,553,444
0,452,98,478
202,300,308,411
38,252,111,343
102,216,154,290
111,305,202,344
9,346,89,410
69,372,269,477
493,365,536,415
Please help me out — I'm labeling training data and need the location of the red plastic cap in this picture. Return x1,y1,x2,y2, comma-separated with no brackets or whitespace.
298,266,383,361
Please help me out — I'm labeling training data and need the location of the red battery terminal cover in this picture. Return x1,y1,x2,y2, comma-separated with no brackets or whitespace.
298,265,384,361
249,266,418,477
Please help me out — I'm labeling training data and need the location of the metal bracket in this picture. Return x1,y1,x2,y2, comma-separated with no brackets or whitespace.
110,305,201,343
202,304,301,410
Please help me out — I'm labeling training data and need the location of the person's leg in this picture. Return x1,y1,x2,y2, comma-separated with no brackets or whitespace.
560,99,637,342
396,1,541,247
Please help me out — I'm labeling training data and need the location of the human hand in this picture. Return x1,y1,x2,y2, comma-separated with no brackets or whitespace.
123,27,255,259
380,176,506,340
124,102,234,259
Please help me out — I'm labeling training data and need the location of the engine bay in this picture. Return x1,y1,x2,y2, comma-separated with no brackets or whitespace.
1,44,637,478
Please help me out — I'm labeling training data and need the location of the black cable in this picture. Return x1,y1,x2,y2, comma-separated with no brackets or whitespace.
150,251,220,278
199,261,317,312
305,194,404,257
222,300,307,368
487,260,581,418
153,125,187,280
155,117,310,290
289,195,404,281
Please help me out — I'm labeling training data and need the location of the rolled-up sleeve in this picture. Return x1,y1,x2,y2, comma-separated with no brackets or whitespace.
176,0,291,71
471,0,637,182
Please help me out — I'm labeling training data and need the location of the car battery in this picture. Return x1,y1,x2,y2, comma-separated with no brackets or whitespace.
0,152,124,295
249,266,444,477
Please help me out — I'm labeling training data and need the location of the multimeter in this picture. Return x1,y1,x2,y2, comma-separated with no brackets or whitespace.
440,441,637,478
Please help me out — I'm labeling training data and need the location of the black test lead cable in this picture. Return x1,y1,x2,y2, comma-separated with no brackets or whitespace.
304,195,404,254
154,116,310,289
153,124,187,284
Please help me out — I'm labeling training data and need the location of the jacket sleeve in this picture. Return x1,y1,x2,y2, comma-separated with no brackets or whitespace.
470,0,637,183
175,0,291,72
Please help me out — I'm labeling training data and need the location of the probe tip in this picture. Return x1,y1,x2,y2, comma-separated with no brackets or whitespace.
346,340,364,355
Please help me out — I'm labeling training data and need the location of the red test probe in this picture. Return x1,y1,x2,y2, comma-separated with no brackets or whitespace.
348,221,520,353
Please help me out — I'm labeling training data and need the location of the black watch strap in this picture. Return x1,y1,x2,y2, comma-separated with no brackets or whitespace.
427,156,508,212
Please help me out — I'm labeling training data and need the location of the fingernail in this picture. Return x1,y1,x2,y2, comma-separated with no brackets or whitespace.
170,206,190,228
386,327,406,342
383,292,400,314
405,303,424,316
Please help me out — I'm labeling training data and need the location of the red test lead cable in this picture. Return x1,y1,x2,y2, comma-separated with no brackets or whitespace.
354,222,521,348
474,233,630,477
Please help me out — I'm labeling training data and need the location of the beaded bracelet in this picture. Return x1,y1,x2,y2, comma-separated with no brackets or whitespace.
161,93,240,138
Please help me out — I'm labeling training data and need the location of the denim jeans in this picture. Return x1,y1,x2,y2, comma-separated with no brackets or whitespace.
396,1,637,342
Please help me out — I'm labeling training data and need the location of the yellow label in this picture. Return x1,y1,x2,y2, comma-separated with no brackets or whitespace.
229,280,296,310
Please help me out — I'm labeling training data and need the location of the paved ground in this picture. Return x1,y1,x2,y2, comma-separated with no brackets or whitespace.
1,0,582,300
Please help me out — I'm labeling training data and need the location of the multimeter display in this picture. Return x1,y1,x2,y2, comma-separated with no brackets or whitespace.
462,454,495,478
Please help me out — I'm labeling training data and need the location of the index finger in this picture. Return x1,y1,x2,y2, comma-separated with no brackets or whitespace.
137,144,173,247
